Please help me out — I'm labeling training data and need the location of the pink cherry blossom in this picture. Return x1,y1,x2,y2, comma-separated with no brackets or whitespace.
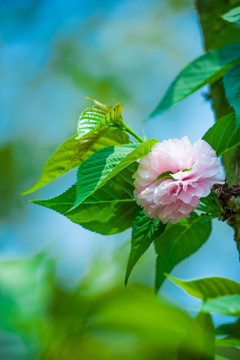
133,136,224,224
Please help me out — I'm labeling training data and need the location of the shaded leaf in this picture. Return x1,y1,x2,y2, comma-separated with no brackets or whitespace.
216,318,240,348
203,113,240,156
216,319,240,338
154,213,211,291
149,42,240,118
222,7,240,25
215,346,240,360
216,337,240,348
72,139,157,210
22,127,129,195
223,62,240,129
32,163,137,235
125,205,166,285
201,295,240,316
166,275,240,301
197,192,222,219
178,312,215,360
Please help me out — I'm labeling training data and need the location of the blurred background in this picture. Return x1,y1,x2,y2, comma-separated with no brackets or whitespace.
1,0,239,358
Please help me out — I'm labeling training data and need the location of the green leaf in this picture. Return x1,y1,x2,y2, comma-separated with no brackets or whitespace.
203,113,240,156
32,163,137,235
155,170,174,181
197,192,222,219
216,319,240,337
216,337,240,348
22,127,129,195
178,312,215,360
201,295,240,316
216,319,240,348
71,139,158,210
216,346,240,360
125,206,166,285
166,275,240,301
149,42,240,118
222,7,240,25
154,213,211,291
77,99,124,139
223,62,240,129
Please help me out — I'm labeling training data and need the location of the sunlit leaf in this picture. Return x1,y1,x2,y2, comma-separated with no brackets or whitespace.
223,62,240,129
166,275,240,301
71,139,157,210
149,42,240,118
32,163,137,235
125,206,166,285
22,127,129,195
154,213,211,291
201,295,240,316
77,99,124,139
222,6,240,24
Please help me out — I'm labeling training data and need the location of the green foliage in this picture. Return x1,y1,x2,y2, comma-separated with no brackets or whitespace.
203,113,240,156
72,139,157,209
215,346,240,360
222,6,240,25
32,163,137,235
149,42,240,118
197,192,222,219
0,255,219,360
216,319,240,348
178,312,215,360
22,127,129,195
166,275,240,301
125,206,166,285
155,170,174,181
154,213,212,291
201,295,240,316
223,63,240,129
76,99,124,138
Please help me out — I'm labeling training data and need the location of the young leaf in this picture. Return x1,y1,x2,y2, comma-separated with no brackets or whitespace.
125,205,166,285
223,62,240,129
203,113,240,156
71,139,158,210
166,275,240,301
149,42,240,118
32,163,137,235
222,6,240,25
22,127,129,195
201,295,240,316
77,101,124,139
154,213,211,291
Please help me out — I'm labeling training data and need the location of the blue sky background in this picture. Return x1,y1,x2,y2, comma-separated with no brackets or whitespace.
0,0,239,324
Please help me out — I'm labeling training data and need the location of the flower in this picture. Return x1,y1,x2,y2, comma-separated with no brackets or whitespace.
133,136,224,224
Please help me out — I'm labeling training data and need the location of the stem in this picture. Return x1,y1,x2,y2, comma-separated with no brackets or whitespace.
123,124,144,143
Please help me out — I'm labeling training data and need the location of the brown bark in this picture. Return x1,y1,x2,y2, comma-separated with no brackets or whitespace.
196,0,240,258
